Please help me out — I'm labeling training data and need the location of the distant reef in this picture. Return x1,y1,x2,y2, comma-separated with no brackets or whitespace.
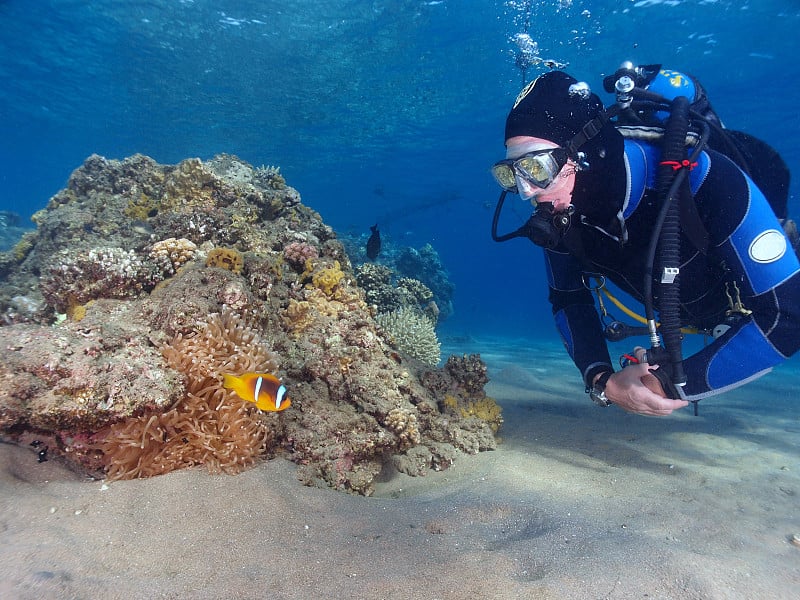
0,153,500,495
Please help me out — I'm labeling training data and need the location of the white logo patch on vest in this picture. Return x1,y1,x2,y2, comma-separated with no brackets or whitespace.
749,229,786,263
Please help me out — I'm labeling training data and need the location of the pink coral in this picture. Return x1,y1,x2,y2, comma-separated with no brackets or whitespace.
283,241,319,267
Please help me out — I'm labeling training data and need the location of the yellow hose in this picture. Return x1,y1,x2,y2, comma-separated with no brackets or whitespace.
600,285,700,335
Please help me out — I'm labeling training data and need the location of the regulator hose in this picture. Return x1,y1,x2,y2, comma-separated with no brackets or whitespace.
645,95,693,392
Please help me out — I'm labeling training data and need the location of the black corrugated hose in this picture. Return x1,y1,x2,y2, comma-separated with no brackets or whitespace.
646,95,692,391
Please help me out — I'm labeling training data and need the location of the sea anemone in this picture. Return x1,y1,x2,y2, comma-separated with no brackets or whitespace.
98,310,280,479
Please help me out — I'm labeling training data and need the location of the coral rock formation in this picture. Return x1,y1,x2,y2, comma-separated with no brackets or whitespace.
0,153,497,495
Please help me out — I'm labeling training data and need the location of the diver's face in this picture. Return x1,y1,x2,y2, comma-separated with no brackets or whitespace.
505,136,577,211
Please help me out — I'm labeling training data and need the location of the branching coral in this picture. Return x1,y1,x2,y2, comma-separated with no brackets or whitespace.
98,310,280,480
384,407,421,448
376,307,441,367
397,277,433,304
254,164,286,190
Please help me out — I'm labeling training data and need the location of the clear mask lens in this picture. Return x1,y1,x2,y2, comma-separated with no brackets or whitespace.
490,164,518,191
516,153,560,187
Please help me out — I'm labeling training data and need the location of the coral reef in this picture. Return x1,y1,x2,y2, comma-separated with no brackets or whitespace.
0,153,496,496
0,210,33,255
375,307,442,367
0,301,184,470
344,232,455,321
396,244,455,320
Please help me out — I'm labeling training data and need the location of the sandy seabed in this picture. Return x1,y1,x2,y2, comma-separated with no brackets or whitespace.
2,337,799,600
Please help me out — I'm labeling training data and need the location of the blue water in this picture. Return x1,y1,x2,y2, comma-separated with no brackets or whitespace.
2,0,799,339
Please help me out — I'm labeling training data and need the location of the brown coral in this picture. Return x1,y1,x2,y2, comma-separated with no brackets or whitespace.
98,310,280,480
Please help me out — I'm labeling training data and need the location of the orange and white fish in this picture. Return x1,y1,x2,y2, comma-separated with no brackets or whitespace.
222,373,291,412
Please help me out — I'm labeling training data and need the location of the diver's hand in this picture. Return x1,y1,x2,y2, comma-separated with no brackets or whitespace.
604,347,689,416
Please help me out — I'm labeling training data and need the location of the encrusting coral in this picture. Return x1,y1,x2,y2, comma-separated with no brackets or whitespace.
41,247,163,313
98,310,279,479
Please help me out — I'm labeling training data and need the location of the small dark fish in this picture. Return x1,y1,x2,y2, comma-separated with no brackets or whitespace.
366,224,381,261
37,446,48,463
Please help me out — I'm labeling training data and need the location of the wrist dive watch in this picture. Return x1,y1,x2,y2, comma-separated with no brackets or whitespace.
588,371,613,407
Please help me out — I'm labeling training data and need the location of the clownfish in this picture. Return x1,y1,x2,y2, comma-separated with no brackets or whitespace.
222,373,291,412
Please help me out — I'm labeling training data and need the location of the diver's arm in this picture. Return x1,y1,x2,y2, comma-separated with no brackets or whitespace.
679,152,800,400
544,248,614,387
545,248,689,414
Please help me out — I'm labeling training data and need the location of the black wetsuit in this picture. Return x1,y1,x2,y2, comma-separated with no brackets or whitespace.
545,139,800,400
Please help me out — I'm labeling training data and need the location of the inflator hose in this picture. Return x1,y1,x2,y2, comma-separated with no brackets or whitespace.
648,95,692,390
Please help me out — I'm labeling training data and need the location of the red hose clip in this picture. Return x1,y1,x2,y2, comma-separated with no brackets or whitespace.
660,159,698,172
620,353,640,368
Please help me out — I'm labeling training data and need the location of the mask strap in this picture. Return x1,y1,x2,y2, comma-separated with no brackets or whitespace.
564,104,621,157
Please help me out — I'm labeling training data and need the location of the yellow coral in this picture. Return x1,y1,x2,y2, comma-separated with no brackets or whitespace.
12,232,35,262
206,247,243,274
125,193,159,220
443,394,459,410
63,296,93,322
461,397,503,433
311,260,344,297
66,301,87,322
283,298,315,333
442,393,503,434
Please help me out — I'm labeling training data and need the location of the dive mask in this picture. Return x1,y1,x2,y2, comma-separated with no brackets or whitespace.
490,148,569,193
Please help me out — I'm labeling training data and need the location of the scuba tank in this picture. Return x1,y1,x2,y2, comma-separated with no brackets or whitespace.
603,63,790,219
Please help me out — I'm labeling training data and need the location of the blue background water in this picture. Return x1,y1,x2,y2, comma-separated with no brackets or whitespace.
2,0,798,340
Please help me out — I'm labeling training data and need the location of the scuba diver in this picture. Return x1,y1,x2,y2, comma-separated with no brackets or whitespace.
490,64,800,416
